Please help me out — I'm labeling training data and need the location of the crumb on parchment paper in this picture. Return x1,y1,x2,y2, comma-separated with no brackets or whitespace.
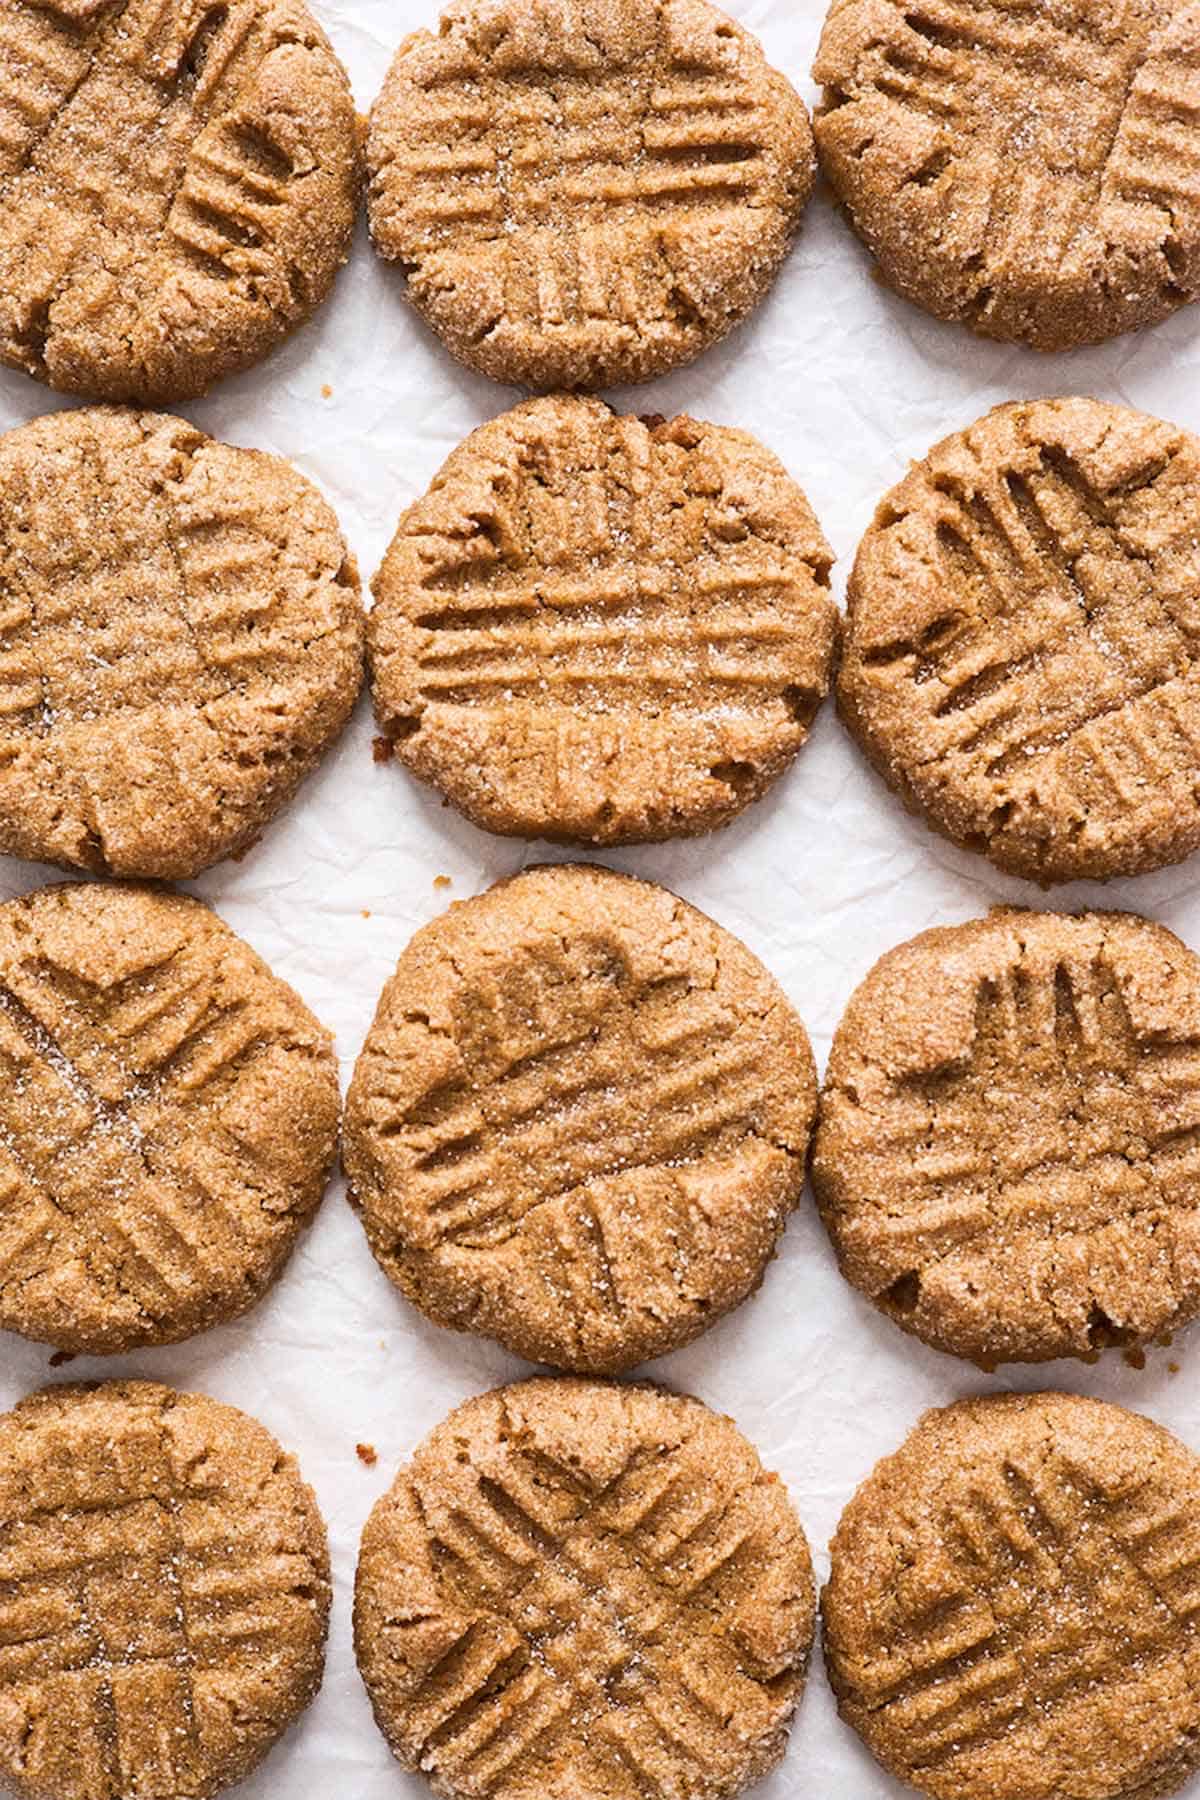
372,736,394,764
434,874,452,889
356,1443,378,1466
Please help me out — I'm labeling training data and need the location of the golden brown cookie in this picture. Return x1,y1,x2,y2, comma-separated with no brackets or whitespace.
368,395,837,845
355,1376,814,1800
0,881,339,1356
366,0,814,390
0,1379,330,1800
0,0,359,403
824,1391,1200,1800
0,406,363,879
814,907,1200,1367
813,0,1200,352
343,863,817,1373
838,397,1200,884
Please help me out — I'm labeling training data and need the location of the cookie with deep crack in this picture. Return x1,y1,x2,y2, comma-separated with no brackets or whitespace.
368,395,837,845
0,1379,330,1800
0,406,363,879
838,397,1200,884
343,863,817,1373
814,907,1200,1367
813,0,1200,352
365,0,814,389
0,0,359,403
824,1391,1200,1800
0,881,339,1356
354,1376,814,1800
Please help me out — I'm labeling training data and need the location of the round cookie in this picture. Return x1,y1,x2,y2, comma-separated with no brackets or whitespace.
824,1391,1200,1800
343,863,817,1373
813,0,1200,352
813,907,1200,1367
0,881,340,1356
366,0,814,390
368,395,837,845
355,1376,814,1800
838,397,1200,884
0,1379,329,1800
0,0,359,403
0,407,363,880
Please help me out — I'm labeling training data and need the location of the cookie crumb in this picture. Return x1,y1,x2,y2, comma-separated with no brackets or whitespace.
321,383,333,398
48,1350,74,1368
372,736,395,764
1123,1345,1148,1371
433,874,452,890
356,1442,378,1466
1170,1360,1182,1374
362,908,371,919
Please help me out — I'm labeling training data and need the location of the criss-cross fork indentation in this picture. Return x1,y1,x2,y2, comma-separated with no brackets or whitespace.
842,939,1200,1318
0,924,286,1332
404,1434,781,1799
0,0,313,378
851,1446,1200,1776
848,0,1198,283
858,415,1200,851
0,1486,202,1793
386,411,831,771
0,1416,314,1798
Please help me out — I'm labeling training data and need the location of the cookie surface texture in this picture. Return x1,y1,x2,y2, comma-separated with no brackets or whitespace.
813,0,1200,351
354,1376,814,1800
0,0,359,403
0,1379,329,1800
343,863,817,1372
838,397,1200,883
824,1390,1200,1800
368,395,837,845
366,0,814,388
0,881,340,1355
0,406,363,879
814,907,1200,1366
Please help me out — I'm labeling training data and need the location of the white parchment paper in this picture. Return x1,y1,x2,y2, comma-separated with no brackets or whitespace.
7,3,1200,1793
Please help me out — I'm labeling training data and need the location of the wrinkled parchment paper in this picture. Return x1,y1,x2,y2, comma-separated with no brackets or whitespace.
6,3,1200,1793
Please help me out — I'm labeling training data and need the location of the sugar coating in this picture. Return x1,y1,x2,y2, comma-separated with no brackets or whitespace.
343,862,817,1373
355,1376,814,1800
366,0,814,389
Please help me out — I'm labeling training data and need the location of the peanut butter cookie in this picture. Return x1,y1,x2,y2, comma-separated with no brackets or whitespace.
814,0,1200,352
824,1391,1200,1800
368,395,837,845
0,1379,330,1800
815,908,1200,1367
366,0,814,389
838,397,1200,884
0,0,359,403
0,881,339,1356
355,1377,814,1800
0,406,363,880
343,863,817,1373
